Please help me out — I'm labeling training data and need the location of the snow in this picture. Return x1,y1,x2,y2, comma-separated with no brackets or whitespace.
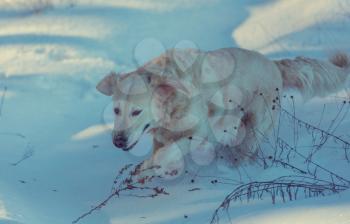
1,1,350,224
234,0,350,57
232,190,350,224
0,200,9,219
71,124,112,141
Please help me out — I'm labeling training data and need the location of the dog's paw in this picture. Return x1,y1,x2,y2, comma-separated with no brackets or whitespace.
137,143,186,180
139,158,154,171
153,143,186,179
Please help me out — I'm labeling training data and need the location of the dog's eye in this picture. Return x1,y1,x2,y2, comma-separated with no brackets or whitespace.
131,109,142,117
114,108,120,115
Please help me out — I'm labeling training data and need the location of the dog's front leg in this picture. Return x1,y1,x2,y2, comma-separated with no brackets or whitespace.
137,138,164,176
139,138,186,179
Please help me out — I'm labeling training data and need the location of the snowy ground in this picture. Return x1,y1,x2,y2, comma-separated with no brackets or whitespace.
1,1,350,224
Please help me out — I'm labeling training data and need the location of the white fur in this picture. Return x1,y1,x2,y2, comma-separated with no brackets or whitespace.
97,48,349,176
275,55,350,99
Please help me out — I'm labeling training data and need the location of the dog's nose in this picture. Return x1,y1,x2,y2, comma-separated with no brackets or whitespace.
113,135,127,149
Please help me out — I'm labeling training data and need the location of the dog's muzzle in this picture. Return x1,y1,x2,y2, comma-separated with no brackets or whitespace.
113,134,128,150
112,123,151,151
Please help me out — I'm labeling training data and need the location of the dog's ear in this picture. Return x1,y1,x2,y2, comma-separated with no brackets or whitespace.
96,72,117,96
154,82,176,98
147,74,190,96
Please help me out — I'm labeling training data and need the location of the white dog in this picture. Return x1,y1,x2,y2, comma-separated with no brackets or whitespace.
97,48,349,176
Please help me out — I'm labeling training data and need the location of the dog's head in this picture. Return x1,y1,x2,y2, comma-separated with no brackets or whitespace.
96,71,154,151
96,70,191,151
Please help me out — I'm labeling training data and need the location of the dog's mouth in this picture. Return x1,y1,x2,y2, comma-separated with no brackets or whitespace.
142,123,151,133
119,123,151,152
122,141,138,151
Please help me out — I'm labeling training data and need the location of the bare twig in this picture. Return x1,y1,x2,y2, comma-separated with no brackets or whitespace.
210,176,349,224
72,163,168,224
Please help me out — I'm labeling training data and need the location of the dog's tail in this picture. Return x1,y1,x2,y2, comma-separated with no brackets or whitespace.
275,53,350,99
